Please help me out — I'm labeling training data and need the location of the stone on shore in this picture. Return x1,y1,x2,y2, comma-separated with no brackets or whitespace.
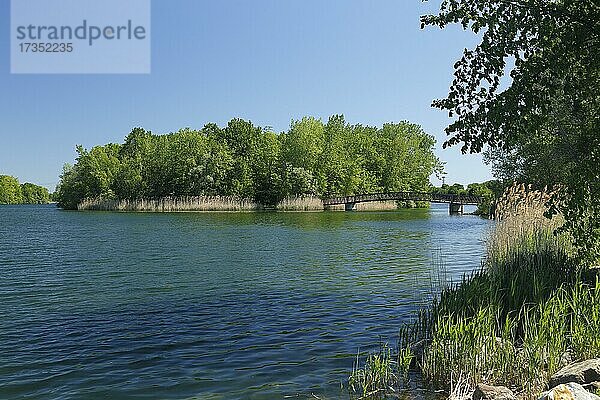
538,382,600,400
473,383,516,400
550,359,600,387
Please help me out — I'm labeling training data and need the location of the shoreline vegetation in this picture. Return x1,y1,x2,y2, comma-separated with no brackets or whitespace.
77,195,317,212
347,1,600,396
77,196,405,212
77,196,419,212
349,185,600,399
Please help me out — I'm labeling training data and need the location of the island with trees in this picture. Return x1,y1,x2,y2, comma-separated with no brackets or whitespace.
0,175,51,205
55,115,445,211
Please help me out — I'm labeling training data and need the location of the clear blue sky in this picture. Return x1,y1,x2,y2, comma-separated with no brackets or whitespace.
0,0,492,190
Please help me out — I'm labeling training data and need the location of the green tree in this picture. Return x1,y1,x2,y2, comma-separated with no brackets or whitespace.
378,122,441,193
55,163,82,210
252,130,284,206
116,127,151,198
112,159,146,199
0,175,23,204
55,144,121,209
423,0,600,262
55,116,443,210
219,119,263,198
447,183,466,196
467,182,494,216
200,125,235,196
167,128,211,196
319,115,357,196
280,117,324,196
282,167,318,197
282,117,324,173
21,183,50,204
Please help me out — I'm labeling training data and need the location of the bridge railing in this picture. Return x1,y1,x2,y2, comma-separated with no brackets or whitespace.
322,191,482,206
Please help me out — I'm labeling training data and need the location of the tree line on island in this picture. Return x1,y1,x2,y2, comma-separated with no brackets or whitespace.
0,175,50,205
55,115,451,210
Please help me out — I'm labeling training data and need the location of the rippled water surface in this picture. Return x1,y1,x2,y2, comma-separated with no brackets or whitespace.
0,204,492,399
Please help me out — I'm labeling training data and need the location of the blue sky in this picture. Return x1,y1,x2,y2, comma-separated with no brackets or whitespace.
0,0,492,190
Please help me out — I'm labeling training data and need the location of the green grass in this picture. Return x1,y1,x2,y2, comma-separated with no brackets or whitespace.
417,277,600,396
349,344,398,399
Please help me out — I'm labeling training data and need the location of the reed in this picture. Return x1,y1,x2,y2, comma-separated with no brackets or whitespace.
349,344,398,399
80,196,405,213
349,184,600,399
276,196,324,211
78,196,260,212
79,196,331,212
420,278,600,397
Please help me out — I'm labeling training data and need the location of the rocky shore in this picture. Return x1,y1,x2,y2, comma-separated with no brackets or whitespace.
470,359,600,400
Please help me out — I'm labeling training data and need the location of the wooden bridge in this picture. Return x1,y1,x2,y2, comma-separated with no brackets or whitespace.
322,192,483,214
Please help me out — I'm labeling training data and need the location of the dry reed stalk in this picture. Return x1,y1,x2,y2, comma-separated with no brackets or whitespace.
276,196,324,211
79,196,329,212
448,373,474,400
493,183,555,222
78,196,260,212
488,183,568,267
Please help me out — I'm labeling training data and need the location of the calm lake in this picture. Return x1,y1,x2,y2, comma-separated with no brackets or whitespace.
0,204,492,399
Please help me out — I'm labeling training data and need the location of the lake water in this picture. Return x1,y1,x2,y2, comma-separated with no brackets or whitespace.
0,204,492,399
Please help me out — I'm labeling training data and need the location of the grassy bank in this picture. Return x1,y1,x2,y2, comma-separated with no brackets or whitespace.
350,185,600,399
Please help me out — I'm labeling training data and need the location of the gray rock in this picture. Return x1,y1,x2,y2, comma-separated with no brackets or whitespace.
473,383,516,400
561,352,574,367
550,359,600,387
538,382,600,400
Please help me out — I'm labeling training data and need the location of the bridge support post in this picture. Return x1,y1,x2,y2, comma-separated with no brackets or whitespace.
449,202,464,215
345,202,357,211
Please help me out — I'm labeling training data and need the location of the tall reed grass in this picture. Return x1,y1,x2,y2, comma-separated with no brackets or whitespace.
349,344,399,399
275,196,324,211
79,196,328,212
78,196,260,212
79,196,401,212
350,184,600,399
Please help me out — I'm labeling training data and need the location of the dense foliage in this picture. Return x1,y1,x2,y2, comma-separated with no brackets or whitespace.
422,0,600,263
0,176,23,204
55,116,442,210
432,180,501,215
0,175,50,204
20,183,51,204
